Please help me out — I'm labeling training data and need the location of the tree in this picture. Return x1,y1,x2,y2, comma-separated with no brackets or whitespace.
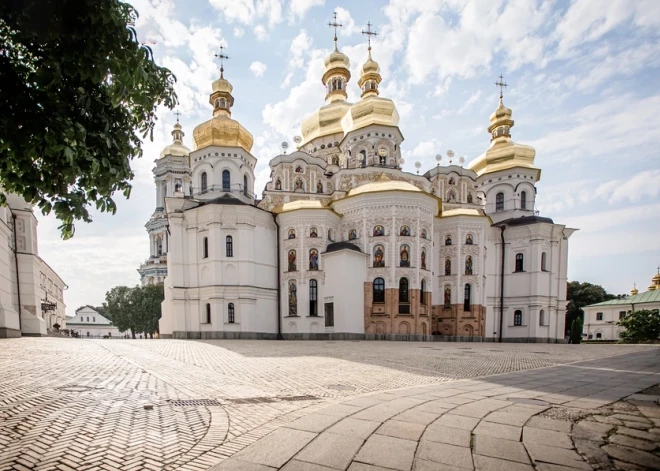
0,0,177,238
565,281,615,335
570,317,583,344
103,286,136,338
131,284,164,338
102,284,163,339
617,310,660,343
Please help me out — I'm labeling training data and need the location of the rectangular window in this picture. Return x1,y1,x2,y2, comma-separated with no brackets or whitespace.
596,312,603,321
92,317,95,322
513,310,523,326
324,303,334,327
619,311,626,320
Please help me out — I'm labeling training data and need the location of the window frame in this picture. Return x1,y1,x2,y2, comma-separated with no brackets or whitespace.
541,252,547,271
205,303,211,324
513,310,523,326
495,192,504,212
399,278,409,303
309,280,318,316
228,303,235,323
373,277,385,303
222,169,231,191
520,191,527,210
596,312,603,321
515,253,524,272
226,235,233,257
420,279,426,305
463,284,471,312
201,172,208,193
203,237,209,259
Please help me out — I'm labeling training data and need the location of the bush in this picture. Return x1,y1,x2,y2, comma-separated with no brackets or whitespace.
618,310,660,343
570,317,583,344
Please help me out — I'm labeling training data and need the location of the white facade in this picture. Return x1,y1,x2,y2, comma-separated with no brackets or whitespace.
0,193,66,337
157,40,576,342
66,307,123,338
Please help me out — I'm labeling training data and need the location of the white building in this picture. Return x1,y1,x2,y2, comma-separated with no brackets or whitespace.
66,307,123,338
0,193,67,338
155,37,576,342
583,272,660,340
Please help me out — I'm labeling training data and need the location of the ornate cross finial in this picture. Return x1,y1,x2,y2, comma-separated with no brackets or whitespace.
174,110,181,124
362,21,378,51
214,45,230,77
328,11,342,46
495,74,508,100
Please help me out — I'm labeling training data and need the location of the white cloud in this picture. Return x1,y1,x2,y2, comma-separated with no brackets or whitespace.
457,89,482,114
289,30,313,69
249,61,267,77
289,0,324,22
335,7,358,36
434,77,452,97
209,0,256,24
234,27,245,37
254,24,269,41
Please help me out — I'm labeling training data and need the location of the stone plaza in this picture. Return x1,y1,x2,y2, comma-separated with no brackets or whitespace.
0,339,659,470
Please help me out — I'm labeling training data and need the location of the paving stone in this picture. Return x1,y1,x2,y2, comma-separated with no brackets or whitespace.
473,421,521,441
523,427,573,449
573,437,612,468
433,414,480,431
354,434,417,471
572,421,614,441
316,404,364,418
611,414,651,424
608,434,657,451
393,409,440,426
473,455,534,471
421,424,471,447
612,460,647,470
416,441,474,469
602,444,660,469
413,400,453,414
375,420,426,441
347,463,396,471
284,414,342,433
294,432,363,470
208,458,275,470
233,428,317,468
473,435,530,464
526,417,572,433
325,418,381,440
412,458,464,470
280,460,335,471
615,426,660,441
626,394,660,402
525,442,591,470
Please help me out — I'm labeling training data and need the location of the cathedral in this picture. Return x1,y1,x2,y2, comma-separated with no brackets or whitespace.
143,33,576,342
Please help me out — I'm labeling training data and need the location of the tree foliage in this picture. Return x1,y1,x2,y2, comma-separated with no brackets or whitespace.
566,281,615,334
0,0,177,238
617,310,660,343
570,317,583,344
102,284,163,338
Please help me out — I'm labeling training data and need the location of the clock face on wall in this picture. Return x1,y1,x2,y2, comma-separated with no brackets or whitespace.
378,148,387,157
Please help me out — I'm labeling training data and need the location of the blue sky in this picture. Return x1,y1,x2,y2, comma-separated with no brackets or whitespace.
35,0,660,315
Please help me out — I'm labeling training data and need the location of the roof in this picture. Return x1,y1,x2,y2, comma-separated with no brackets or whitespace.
196,195,247,206
274,199,328,214
347,174,421,197
586,290,660,307
497,215,554,226
441,208,485,218
323,241,363,254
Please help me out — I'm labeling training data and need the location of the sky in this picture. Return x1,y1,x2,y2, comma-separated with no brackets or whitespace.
34,0,660,316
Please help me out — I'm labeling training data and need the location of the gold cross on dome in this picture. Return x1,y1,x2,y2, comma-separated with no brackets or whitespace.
362,21,378,50
328,12,343,44
495,74,508,99
174,110,181,123
214,45,230,75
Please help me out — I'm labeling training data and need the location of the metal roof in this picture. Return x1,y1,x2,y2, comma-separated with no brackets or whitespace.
586,289,660,307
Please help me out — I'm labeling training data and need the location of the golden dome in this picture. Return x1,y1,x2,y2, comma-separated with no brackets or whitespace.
361,54,380,75
160,123,190,158
212,76,233,94
347,174,420,196
193,116,253,152
300,101,351,147
467,97,539,178
653,272,660,284
631,284,639,296
341,95,399,134
324,46,350,72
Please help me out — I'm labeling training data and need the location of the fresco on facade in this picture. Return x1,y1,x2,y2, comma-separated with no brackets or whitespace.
466,234,473,245
400,245,410,267
445,258,451,275
445,235,452,245
288,280,297,316
373,245,385,267
444,285,451,307
288,250,296,271
400,225,410,236
421,248,426,270
310,227,318,238
309,249,319,270
288,229,295,239
465,256,473,275
421,228,427,239
349,229,357,240
373,225,385,236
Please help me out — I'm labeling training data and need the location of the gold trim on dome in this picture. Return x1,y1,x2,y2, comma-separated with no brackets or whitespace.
273,199,336,214
300,101,351,147
341,95,399,134
193,116,254,152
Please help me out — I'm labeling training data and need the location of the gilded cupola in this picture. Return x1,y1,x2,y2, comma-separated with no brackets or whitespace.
467,80,538,178
160,121,190,158
300,19,352,147
192,57,254,153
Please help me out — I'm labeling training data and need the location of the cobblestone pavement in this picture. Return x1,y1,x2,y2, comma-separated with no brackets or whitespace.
215,347,660,471
0,339,657,471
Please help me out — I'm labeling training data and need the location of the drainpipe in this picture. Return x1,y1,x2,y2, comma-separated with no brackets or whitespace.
498,225,506,343
272,213,282,340
11,213,23,334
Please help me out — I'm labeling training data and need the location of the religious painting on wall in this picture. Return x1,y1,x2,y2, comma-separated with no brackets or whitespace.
373,225,385,237
288,280,297,316
445,258,451,275
447,190,456,202
400,225,410,236
317,181,323,193
288,229,295,239
349,229,357,240
467,193,473,203
444,285,451,308
445,235,452,246
288,250,296,271
465,256,473,275
309,249,319,270
295,165,303,173
466,234,473,245
310,227,318,238
421,248,427,270
295,178,303,190
275,179,282,190
421,228,427,239
400,245,410,267
373,245,385,267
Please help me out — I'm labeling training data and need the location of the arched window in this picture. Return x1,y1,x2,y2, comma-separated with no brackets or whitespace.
521,191,527,210
465,234,473,245
420,279,426,305
226,236,233,257
496,192,504,212
202,237,209,259
373,277,385,303
541,252,547,271
539,309,545,326
222,170,230,191
399,278,409,303
201,172,208,193
445,258,451,276
243,174,248,196
445,235,452,246
464,284,471,311
309,280,318,316
205,303,211,324
515,253,524,272
514,310,523,326
228,303,235,323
